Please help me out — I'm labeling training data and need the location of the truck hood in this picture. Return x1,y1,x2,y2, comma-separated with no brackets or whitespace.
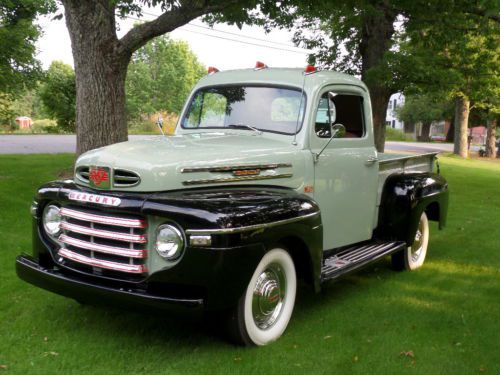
75,132,307,192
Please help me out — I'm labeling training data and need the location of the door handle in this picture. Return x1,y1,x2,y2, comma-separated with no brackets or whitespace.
365,156,379,165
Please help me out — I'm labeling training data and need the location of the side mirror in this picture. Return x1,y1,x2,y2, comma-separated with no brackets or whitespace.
332,123,346,138
314,123,346,163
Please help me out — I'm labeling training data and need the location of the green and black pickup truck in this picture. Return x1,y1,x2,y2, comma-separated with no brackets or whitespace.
16,64,448,346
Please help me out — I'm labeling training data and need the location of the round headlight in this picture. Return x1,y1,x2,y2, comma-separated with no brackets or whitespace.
155,224,184,260
43,204,62,237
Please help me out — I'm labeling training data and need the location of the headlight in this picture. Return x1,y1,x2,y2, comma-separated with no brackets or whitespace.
155,224,184,260
43,204,62,237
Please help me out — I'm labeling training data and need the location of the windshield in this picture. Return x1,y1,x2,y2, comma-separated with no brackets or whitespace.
181,86,306,135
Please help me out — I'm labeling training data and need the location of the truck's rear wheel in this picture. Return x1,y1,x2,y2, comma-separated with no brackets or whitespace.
227,248,297,346
392,212,429,271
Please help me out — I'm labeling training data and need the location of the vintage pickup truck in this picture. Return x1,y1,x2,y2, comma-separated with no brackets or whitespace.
16,64,448,346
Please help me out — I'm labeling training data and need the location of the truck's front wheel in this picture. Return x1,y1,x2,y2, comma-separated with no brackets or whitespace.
392,212,430,271
228,248,297,346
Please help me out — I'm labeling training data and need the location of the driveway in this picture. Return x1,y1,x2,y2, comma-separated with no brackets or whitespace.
0,135,471,154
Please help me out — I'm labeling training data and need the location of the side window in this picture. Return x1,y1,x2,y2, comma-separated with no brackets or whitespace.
315,92,365,139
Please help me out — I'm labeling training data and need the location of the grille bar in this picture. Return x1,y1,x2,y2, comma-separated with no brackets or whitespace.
58,248,147,273
59,234,147,258
61,221,147,243
60,207,146,228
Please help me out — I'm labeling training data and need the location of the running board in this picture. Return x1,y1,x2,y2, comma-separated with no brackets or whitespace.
321,241,406,282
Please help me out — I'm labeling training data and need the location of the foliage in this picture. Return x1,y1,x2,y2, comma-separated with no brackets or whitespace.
395,95,451,126
1,154,500,373
31,118,60,133
0,0,56,93
126,35,205,119
0,92,15,127
128,112,178,135
385,126,413,141
39,61,76,132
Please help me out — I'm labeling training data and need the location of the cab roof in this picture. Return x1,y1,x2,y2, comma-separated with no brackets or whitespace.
195,67,368,93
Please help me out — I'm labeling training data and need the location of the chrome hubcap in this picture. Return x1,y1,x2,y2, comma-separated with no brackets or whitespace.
252,263,286,330
411,220,424,262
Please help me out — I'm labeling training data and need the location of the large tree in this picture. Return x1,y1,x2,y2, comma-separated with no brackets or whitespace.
60,0,254,155
0,0,55,93
395,12,499,157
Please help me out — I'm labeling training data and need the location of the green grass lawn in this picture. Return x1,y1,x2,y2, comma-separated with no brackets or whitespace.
0,154,499,374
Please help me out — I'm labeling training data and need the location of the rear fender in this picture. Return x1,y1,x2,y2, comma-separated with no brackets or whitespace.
377,173,449,246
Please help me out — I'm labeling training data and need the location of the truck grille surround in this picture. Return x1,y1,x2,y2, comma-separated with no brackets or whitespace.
54,205,148,280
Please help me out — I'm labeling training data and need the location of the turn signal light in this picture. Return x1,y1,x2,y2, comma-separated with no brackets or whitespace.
255,61,268,70
207,66,219,74
304,65,316,74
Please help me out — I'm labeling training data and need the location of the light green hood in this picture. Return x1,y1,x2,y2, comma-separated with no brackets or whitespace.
75,132,307,192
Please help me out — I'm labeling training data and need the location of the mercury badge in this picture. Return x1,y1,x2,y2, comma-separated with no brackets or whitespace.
89,166,111,189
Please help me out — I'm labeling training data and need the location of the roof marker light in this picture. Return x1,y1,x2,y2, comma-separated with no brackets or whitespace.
254,61,268,70
207,66,219,75
304,65,317,74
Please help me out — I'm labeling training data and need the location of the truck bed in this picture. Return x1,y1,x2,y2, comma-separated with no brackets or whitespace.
377,152,439,205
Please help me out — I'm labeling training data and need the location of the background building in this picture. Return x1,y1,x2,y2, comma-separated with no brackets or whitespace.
385,93,405,130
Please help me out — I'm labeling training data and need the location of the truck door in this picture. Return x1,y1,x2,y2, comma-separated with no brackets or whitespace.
311,87,379,250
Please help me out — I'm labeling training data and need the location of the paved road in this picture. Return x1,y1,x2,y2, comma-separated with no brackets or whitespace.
385,141,454,153
0,134,471,154
0,135,151,154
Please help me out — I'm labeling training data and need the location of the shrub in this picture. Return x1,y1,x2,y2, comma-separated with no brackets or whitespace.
31,119,60,134
385,126,413,141
128,112,178,135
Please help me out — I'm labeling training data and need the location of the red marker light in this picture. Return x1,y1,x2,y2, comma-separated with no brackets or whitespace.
207,66,219,74
304,65,316,74
255,61,268,70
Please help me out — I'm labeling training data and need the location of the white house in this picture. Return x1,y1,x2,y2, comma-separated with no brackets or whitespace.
386,93,405,130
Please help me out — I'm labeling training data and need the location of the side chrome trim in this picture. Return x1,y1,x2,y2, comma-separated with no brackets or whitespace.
183,173,293,186
186,211,320,235
58,248,147,273
180,163,292,173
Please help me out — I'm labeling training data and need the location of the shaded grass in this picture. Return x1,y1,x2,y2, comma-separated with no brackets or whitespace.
0,154,499,374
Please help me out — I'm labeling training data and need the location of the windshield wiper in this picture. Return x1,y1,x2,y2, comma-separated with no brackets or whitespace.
227,124,263,135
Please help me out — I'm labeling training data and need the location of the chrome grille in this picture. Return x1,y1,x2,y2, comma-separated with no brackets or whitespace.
57,206,148,275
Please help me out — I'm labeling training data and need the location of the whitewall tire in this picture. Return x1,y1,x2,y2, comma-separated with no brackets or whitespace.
392,212,430,271
228,248,297,346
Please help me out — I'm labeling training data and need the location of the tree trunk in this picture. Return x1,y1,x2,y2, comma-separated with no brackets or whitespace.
359,3,397,152
453,96,470,158
370,88,391,151
485,118,497,157
62,0,130,156
418,122,432,142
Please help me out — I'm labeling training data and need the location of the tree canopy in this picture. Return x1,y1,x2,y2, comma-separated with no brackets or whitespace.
0,0,55,93
39,61,76,132
126,35,205,119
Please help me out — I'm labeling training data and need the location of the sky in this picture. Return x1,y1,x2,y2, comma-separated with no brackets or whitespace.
35,8,310,71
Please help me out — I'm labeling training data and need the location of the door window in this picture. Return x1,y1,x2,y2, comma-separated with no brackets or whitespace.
315,92,365,139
